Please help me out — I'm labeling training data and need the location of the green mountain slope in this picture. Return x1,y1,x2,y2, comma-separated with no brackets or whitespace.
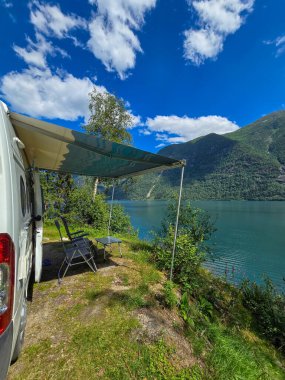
123,111,285,200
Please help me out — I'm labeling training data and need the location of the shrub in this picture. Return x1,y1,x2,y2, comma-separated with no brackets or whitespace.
240,277,285,352
110,204,134,234
152,202,215,289
69,187,109,229
163,281,178,309
153,226,206,287
41,172,134,235
161,201,216,249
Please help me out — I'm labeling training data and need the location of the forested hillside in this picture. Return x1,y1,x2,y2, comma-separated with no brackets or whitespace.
120,111,285,200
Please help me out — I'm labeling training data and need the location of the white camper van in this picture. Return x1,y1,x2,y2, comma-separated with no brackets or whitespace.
0,101,43,380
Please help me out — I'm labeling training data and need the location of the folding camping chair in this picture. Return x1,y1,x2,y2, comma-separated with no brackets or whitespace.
60,216,88,242
60,216,94,255
55,220,97,284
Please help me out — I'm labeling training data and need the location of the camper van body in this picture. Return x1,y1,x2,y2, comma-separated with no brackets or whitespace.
0,101,42,380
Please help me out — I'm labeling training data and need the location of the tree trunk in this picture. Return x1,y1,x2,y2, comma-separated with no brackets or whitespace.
93,177,99,200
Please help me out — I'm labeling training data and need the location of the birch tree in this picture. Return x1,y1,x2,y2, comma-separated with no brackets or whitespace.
84,88,133,198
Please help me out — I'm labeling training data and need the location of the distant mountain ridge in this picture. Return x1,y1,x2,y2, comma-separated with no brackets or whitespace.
122,111,285,200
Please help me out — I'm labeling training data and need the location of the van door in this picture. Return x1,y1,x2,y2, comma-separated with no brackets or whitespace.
33,171,43,283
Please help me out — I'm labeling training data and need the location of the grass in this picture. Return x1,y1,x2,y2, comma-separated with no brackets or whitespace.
8,226,285,380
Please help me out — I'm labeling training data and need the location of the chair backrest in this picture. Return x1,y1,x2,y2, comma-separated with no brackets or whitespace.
60,216,72,240
54,219,64,242
54,219,69,256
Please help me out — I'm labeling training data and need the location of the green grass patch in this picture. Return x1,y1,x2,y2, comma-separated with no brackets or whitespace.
9,228,285,380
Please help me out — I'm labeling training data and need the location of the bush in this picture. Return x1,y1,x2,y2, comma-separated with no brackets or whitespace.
41,171,134,235
110,204,134,234
69,187,109,229
40,171,74,223
161,201,216,247
153,226,206,287
163,281,178,309
241,277,285,352
152,202,215,289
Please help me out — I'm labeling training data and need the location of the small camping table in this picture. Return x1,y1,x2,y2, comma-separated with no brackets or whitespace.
95,237,122,260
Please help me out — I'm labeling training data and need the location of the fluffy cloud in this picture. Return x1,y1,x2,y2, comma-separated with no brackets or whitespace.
0,2,96,121
128,114,142,128
1,1,143,125
13,33,68,69
184,0,254,65
88,0,156,79
29,0,87,39
0,67,100,121
144,114,239,143
1,65,140,124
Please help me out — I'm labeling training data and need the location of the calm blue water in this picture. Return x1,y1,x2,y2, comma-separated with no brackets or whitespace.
115,200,285,287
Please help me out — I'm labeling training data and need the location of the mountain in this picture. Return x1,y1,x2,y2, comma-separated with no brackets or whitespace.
121,111,285,200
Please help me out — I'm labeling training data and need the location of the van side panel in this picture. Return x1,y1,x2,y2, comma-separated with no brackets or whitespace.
0,102,34,379
5,108,33,346
0,323,13,380
0,104,14,380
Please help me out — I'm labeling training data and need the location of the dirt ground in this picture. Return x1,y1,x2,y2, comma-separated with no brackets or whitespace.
7,241,197,380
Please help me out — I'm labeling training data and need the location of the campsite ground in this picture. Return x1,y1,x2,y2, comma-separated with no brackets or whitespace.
7,231,285,380
8,238,201,379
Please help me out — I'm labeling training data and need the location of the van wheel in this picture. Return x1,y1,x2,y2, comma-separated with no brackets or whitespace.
11,297,27,363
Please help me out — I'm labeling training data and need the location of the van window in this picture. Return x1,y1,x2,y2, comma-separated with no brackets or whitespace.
25,175,31,214
20,176,26,216
26,187,31,214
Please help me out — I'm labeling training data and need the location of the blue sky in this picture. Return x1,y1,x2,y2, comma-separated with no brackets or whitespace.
0,0,285,152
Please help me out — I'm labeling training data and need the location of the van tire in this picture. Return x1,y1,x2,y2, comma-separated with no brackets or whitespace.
11,297,27,363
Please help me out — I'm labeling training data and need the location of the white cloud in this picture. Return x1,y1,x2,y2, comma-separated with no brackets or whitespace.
0,67,103,121
128,114,142,128
144,114,239,143
29,0,87,39
184,0,254,65
139,129,151,135
155,143,166,149
264,35,285,57
13,33,68,69
1,1,142,126
0,65,140,125
88,0,156,79
0,2,96,122
1,0,13,8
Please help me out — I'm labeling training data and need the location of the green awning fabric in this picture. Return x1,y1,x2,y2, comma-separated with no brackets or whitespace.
10,112,183,178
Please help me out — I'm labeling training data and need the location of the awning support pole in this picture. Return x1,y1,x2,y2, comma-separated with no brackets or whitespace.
107,179,115,237
170,164,185,281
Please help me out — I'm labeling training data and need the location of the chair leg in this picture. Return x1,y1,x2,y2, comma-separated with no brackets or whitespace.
90,255,98,272
59,249,78,283
79,251,97,274
119,242,122,258
61,262,71,280
103,245,106,261
58,258,67,284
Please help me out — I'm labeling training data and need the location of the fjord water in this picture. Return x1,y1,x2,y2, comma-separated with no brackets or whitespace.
116,200,285,287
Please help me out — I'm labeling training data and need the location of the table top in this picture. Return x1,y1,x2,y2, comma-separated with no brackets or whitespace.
95,236,122,245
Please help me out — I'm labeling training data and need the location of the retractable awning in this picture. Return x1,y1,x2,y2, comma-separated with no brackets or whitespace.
10,112,183,178
10,110,185,281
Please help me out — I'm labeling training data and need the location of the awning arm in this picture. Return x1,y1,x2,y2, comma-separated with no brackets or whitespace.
107,179,115,237
170,160,186,281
